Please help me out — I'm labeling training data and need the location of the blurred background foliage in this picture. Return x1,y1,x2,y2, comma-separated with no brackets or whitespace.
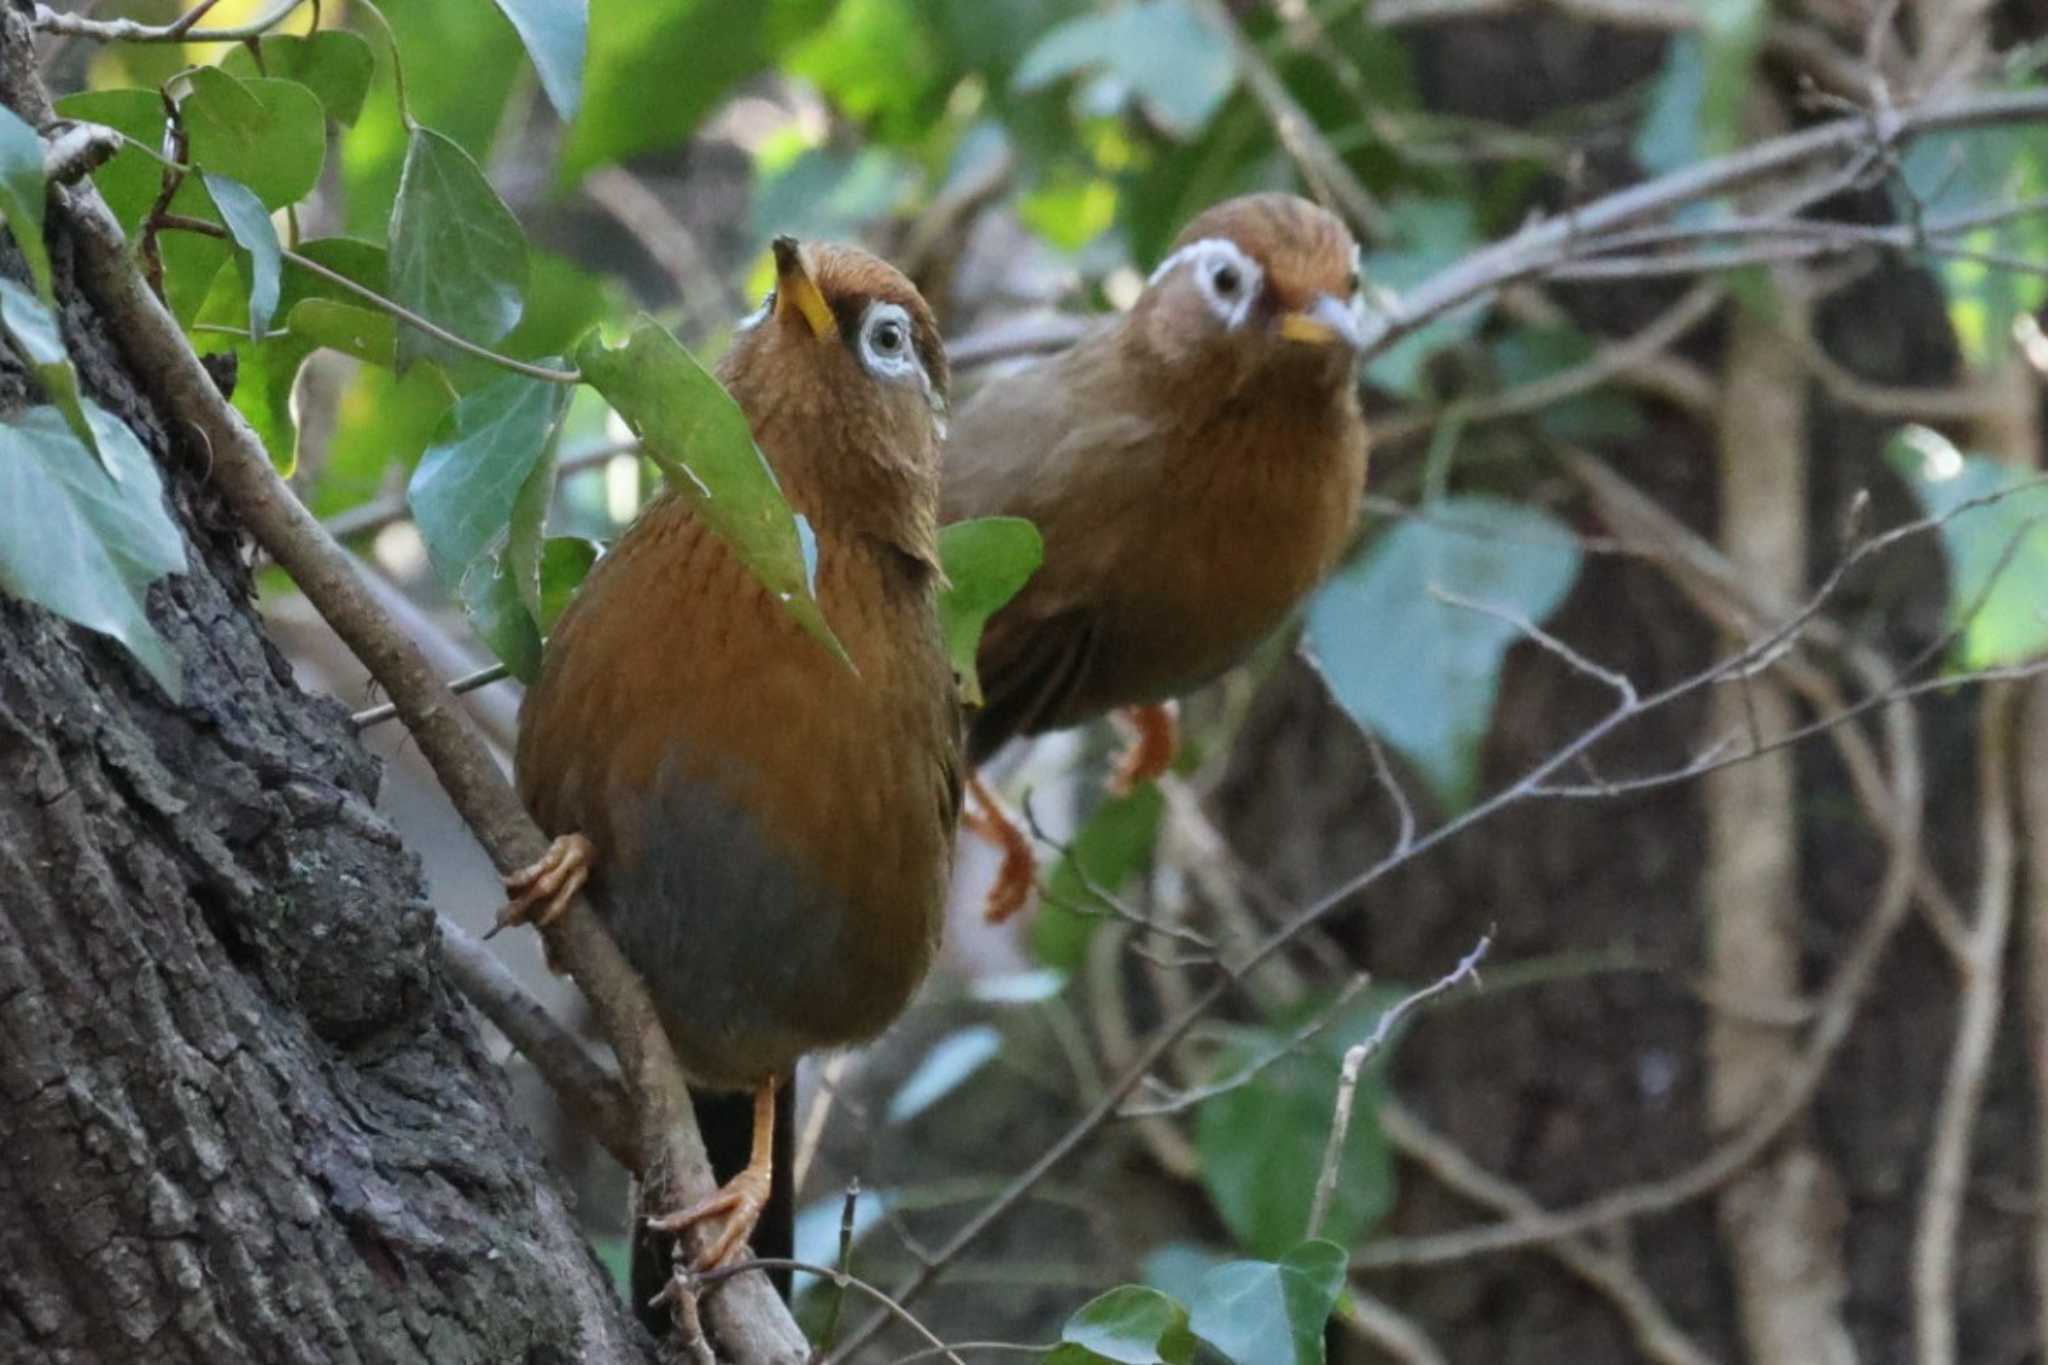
33,0,2048,1359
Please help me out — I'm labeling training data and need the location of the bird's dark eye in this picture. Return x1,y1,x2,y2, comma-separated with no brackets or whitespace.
1213,262,1242,295
872,319,906,355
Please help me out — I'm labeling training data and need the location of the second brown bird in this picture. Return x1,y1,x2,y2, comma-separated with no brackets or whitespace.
945,192,1369,780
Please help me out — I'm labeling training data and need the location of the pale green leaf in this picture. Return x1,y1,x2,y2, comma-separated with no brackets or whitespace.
1187,1241,1347,1365
1014,0,1235,136
1060,1285,1196,1365
389,126,527,371
492,0,588,120
202,174,281,337
179,68,326,209
0,403,186,697
221,31,376,126
1888,428,2048,669
937,516,1042,705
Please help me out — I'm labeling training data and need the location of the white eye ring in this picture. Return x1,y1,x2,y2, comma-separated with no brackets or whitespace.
858,301,923,383
1149,237,1261,331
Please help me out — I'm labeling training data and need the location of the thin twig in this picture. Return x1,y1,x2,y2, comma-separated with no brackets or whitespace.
32,0,305,42
1912,681,2020,1365
353,662,508,729
1306,1041,1370,1240
692,1258,963,1365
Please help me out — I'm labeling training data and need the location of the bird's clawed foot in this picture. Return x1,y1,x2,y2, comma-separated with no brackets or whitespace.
964,772,1037,925
649,1164,774,1273
1106,701,1179,796
492,832,594,939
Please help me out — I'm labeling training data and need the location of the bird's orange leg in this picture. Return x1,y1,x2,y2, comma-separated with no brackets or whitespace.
649,1079,778,1272
493,832,594,937
1106,700,1179,796
963,771,1037,925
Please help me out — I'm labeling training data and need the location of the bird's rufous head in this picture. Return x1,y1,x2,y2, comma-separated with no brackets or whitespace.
1137,192,1364,383
719,237,950,565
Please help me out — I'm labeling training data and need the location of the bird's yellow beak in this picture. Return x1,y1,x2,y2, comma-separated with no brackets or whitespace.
771,236,836,341
1277,293,1364,348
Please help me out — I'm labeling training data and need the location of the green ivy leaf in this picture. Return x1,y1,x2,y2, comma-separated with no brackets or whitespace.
1633,0,1764,174
0,403,186,697
179,68,326,209
573,317,847,664
1059,1285,1197,1365
1187,1241,1347,1365
1361,198,1485,397
410,371,571,681
1887,429,2048,669
492,0,588,120
53,89,167,236
221,32,377,126
537,535,598,633
0,277,101,471
0,104,54,300
1193,990,1400,1257
1014,0,1235,137
287,298,396,367
389,125,528,371
1306,496,1583,810
202,174,281,337
192,236,389,473
937,516,1042,705
1034,784,1165,969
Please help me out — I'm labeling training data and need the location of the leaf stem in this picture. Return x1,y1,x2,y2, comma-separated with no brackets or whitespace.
348,0,415,130
156,213,582,385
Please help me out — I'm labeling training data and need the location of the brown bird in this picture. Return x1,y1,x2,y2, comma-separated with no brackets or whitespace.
943,193,1368,905
503,238,961,1291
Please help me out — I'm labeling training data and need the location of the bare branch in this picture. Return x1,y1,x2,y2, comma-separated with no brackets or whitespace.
32,0,306,42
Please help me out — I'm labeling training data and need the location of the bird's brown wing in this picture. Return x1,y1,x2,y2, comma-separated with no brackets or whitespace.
968,605,1102,764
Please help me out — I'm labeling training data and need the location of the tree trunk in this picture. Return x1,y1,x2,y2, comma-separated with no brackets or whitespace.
0,125,651,1365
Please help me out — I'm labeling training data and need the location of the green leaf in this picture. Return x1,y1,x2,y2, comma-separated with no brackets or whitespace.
565,0,834,178
1194,990,1399,1257
537,535,598,633
202,174,281,337
1887,428,2048,669
409,371,570,586
573,318,846,662
937,516,1043,705
1014,0,1235,137
1306,496,1583,810
0,104,53,300
287,298,396,366
1034,785,1165,968
0,403,186,697
410,372,571,680
459,551,544,683
0,277,101,470
1362,199,1485,397
1187,1241,1347,1365
53,89,168,236
221,32,377,126
192,236,388,473
1896,121,2048,365
493,0,588,120
1633,2,1763,173
1060,1285,1196,1365
179,68,326,209
389,125,528,371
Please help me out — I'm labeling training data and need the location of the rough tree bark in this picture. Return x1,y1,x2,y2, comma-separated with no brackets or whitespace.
0,57,654,1365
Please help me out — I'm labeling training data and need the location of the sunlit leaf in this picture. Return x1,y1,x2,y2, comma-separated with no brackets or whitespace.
1306,496,1583,810
389,126,527,371
221,31,377,126
1888,428,2048,669
1058,1285,1196,1365
938,516,1043,705
179,68,326,209
53,88,168,236
492,0,588,120
573,317,846,662
1186,1241,1347,1365
0,403,186,697
1014,0,1235,137
202,174,281,337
